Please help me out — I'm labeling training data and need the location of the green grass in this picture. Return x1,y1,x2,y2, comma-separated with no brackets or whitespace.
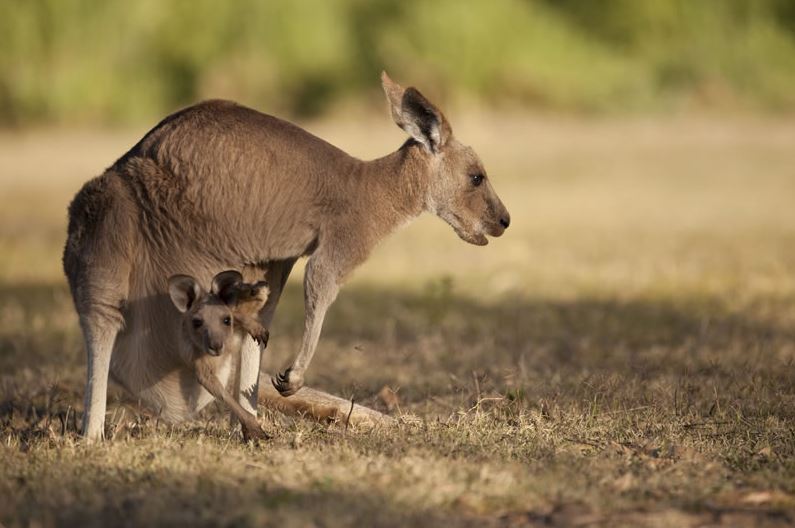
2,0,795,124
1,114,795,526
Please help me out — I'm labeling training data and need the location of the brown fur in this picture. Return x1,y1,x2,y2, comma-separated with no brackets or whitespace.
63,72,509,440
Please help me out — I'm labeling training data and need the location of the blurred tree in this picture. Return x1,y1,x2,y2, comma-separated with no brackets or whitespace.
0,0,793,124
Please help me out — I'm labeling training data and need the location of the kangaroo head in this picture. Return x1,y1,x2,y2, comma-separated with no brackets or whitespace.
168,270,244,356
382,72,510,246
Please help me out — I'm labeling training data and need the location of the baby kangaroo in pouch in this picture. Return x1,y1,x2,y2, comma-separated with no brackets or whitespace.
168,270,271,441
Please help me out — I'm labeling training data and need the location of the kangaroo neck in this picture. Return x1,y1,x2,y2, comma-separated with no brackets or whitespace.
358,140,430,235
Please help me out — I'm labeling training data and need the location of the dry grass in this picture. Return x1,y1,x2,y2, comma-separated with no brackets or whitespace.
1,114,795,527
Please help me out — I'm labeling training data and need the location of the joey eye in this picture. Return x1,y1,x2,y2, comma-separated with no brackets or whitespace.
470,173,484,187
192,318,203,329
223,316,232,326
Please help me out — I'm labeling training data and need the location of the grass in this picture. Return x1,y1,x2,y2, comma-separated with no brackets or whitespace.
1,113,795,526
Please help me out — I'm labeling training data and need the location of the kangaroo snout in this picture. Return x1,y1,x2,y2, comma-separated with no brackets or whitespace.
488,203,510,237
206,340,224,356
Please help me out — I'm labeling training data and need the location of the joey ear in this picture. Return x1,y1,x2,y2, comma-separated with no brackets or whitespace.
381,71,451,153
211,270,243,305
168,275,203,313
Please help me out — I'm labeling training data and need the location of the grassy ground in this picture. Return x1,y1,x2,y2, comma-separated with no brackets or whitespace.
1,114,795,526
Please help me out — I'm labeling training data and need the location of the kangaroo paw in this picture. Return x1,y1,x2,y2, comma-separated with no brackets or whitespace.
272,367,304,397
253,329,270,349
241,423,271,443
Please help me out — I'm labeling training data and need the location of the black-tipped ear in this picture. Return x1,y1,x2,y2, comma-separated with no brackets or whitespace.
381,71,451,153
168,274,202,313
211,270,243,306
400,87,452,152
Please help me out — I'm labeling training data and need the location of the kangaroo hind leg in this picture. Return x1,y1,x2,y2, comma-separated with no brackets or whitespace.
67,260,130,441
63,173,134,441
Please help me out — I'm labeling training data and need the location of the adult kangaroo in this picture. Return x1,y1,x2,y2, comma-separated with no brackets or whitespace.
63,72,510,441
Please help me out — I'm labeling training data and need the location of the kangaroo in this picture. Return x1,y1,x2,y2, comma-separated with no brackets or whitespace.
167,270,270,441
63,72,510,441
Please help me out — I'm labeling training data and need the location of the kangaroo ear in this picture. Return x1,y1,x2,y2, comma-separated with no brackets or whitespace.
211,270,243,305
168,275,203,313
381,71,451,153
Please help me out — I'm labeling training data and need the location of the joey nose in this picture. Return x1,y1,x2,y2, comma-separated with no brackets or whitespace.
499,216,510,229
207,342,223,356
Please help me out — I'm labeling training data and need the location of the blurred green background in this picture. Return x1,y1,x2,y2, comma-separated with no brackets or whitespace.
2,0,795,125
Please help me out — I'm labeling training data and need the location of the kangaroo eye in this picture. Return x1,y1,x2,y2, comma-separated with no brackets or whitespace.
471,173,484,187
192,318,203,329
223,316,232,326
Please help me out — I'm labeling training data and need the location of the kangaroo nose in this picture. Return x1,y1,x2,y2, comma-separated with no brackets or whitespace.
207,342,224,356
499,217,510,229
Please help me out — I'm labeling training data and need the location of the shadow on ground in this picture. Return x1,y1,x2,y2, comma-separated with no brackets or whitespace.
1,279,793,418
